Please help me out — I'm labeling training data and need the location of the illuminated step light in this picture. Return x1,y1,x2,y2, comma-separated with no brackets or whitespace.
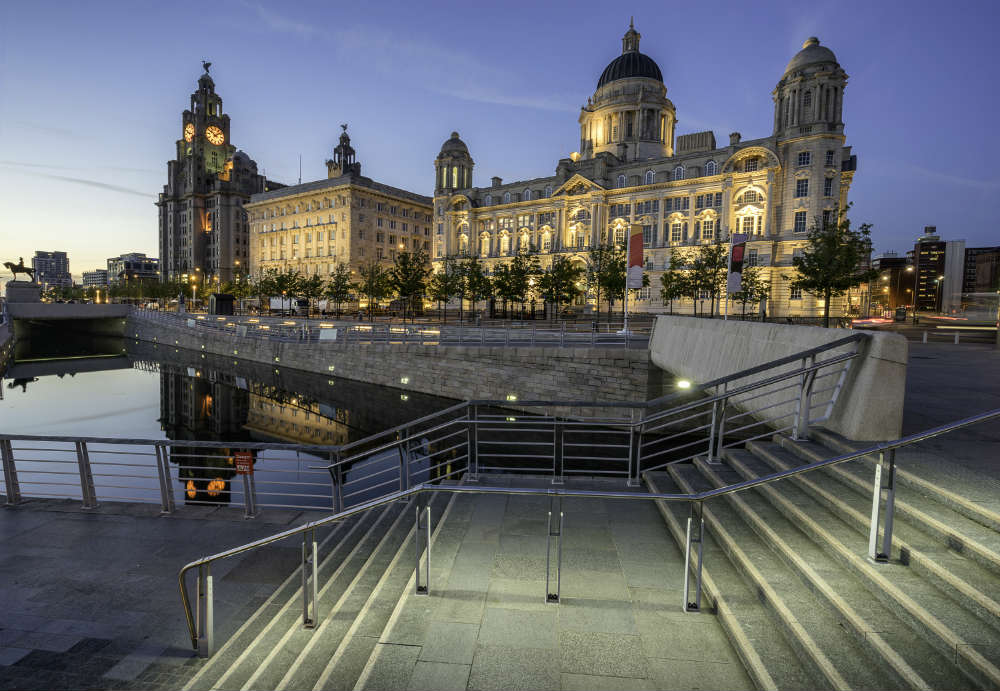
506,394,518,401
400,376,410,385
676,379,692,389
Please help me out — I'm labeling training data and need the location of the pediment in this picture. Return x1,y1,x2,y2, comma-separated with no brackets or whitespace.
552,174,605,197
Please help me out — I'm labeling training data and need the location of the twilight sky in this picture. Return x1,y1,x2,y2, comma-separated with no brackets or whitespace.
1,0,998,280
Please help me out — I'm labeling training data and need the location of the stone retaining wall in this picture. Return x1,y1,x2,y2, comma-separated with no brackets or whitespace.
129,317,665,406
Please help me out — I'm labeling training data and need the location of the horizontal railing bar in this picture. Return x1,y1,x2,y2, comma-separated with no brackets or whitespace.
564,469,630,476
563,455,628,462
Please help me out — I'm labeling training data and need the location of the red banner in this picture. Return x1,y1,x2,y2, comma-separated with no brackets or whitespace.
234,451,253,475
627,227,644,288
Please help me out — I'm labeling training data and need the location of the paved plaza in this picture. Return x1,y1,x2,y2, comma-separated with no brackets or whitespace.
0,341,997,690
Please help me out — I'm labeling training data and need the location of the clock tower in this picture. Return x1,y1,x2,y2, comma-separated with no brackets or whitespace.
157,63,282,284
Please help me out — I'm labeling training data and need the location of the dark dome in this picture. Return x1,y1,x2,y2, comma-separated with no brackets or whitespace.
439,131,469,155
597,51,662,89
784,37,838,75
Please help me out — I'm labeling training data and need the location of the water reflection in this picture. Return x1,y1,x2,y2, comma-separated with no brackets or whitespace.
0,339,458,510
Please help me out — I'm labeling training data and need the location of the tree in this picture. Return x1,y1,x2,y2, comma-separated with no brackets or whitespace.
323,264,353,315
789,208,878,327
463,257,492,320
731,265,770,318
588,242,625,320
537,256,585,319
494,251,539,319
353,261,392,321
428,256,463,322
390,250,431,322
689,242,728,317
297,273,325,319
659,252,688,315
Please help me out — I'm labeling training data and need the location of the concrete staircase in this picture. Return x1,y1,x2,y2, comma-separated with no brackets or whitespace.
645,429,1000,691
181,488,457,691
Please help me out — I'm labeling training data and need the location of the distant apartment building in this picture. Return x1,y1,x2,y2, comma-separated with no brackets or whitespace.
871,253,911,309
911,227,964,313
82,270,109,287
32,251,72,290
107,253,160,285
963,246,1000,294
247,127,433,280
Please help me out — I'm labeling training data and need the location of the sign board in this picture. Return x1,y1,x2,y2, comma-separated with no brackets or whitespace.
727,233,749,294
319,328,338,341
234,451,253,475
627,227,645,289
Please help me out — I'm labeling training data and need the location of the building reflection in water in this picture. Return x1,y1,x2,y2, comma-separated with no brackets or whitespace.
139,342,457,510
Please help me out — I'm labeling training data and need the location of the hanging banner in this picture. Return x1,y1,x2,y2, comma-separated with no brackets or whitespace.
727,233,749,294
627,226,644,289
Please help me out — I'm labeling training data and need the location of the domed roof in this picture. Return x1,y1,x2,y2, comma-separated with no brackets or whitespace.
784,37,838,75
439,132,469,155
596,20,663,89
597,52,663,88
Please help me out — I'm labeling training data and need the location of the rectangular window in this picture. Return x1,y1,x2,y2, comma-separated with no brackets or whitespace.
670,223,682,243
795,179,809,197
825,150,835,166
701,219,715,240
823,209,835,227
437,223,443,234
790,286,802,300
642,225,652,245
377,218,383,227
824,177,833,196
682,197,690,210
797,152,811,166
794,211,807,233
745,159,758,172
746,248,758,267
714,192,723,207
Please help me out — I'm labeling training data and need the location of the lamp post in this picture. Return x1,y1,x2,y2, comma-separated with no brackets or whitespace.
935,274,945,313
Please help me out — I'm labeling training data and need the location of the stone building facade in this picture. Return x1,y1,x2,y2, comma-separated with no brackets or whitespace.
157,65,281,285
246,127,433,280
433,27,860,317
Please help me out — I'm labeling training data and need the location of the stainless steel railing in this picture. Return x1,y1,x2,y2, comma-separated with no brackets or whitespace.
176,407,1000,656
130,308,648,348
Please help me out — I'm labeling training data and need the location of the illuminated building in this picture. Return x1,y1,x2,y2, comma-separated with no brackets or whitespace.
157,63,283,284
107,253,159,285
246,126,433,280
433,26,860,317
82,270,109,287
31,251,72,290
911,227,964,313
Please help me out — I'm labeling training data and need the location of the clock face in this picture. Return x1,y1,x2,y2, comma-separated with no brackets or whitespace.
205,126,225,146
183,123,195,142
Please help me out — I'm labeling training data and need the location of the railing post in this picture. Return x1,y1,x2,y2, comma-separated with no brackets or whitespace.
546,496,563,604
792,355,818,441
154,444,175,514
415,499,431,595
75,441,98,509
399,428,411,492
1,439,22,506
627,409,641,487
197,563,214,657
480,325,486,345
552,421,564,484
328,451,343,513
707,390,728,464
302,528,318,627
868,449,896,563
458,323,464,344
467,405,479,482
242,471,258,519
560,321,566,347
504,325,510,347
531,323,536,346
683,501,705,612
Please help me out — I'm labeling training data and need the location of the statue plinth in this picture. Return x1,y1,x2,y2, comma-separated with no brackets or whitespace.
5,281,41,304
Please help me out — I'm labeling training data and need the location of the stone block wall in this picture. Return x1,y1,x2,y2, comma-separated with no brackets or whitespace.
129,317,663,409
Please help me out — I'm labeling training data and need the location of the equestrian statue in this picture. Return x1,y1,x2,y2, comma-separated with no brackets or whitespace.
3,257,35,282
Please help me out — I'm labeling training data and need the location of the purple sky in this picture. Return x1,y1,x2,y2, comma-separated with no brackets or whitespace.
1,0,998,280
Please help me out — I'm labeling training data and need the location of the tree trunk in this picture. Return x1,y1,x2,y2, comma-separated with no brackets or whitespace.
823,291,832,328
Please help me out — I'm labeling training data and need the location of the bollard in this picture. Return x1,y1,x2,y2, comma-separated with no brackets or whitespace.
954,332,960,345
922,331,928,344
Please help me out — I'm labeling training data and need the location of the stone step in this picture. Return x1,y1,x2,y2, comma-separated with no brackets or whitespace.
310,491,457,691
714,451,966,690
669,460,903,690
644,470,821,691
743,441,1000,690
775,435,1000,579
750,440,1000,635
179,514,363,691
810,427,1000,533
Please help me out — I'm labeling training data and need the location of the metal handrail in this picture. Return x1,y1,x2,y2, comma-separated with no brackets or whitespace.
176,406,1000,652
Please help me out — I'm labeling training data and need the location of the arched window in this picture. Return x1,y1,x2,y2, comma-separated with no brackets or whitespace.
484,194,492,206
544,185,552,198
644,170,654,185
500,234,511,255
523,189,532,201
519,232,530,251
452,166,459,188
617,174,626,188
739,190,761,204
480,233,490,257
673,166,685,181
803,91,812,108
503,192,511,204
705,160,717,176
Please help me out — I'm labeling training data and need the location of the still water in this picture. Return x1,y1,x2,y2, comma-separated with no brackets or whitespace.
0,336,458,511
